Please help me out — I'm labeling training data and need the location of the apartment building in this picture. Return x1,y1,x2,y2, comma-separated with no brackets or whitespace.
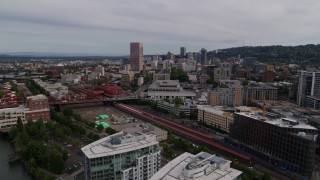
81,132,161,180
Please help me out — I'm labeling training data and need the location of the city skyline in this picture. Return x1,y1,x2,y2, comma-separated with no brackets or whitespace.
1,0,320,55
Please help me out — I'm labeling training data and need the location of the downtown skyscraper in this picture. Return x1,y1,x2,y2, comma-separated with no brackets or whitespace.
130,42,143,71
180,47,186,58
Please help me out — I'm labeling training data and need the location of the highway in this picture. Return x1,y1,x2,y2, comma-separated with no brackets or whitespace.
114,103,251,161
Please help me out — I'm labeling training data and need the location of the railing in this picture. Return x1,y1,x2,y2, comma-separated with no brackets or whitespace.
49,96,139,105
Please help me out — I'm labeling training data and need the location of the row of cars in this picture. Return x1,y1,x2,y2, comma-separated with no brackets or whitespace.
66,161,83,172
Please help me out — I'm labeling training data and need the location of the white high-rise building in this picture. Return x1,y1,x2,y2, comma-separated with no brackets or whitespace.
297,71,320,109
81,132,160,180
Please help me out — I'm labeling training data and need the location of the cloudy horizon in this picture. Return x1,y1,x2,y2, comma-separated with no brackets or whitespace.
1,0,320,55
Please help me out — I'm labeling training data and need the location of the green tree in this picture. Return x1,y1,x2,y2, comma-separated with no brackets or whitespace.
242,80,249,86
170,68,189,82
174,98,184,106
189,112,197,120
144,73,153,84
9,127,18,140
63,108,74,118
26,120,39,136
16,116,24,131
73,114,82,122
48,149,64,174
105,127,117,135
97,124,104,132
261,173,271,180
179,112,186,119
241,173,250,180
212,81,219,88
62,149,69,161
163,144,173,158
93,134,100,141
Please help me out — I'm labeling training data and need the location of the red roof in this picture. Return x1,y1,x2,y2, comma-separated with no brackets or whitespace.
92,90,104,95
97,86,122,95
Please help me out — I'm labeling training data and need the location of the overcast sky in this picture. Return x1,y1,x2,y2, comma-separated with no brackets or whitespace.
1,0,320,55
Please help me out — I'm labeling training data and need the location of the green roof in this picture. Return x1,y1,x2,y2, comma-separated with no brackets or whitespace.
95,122,110,129
96,115,109,120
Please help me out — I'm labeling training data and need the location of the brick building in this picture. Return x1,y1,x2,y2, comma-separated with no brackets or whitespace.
25,95,50,122
0,94,50,131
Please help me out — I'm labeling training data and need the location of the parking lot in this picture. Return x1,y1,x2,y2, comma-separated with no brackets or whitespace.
47,130,88,175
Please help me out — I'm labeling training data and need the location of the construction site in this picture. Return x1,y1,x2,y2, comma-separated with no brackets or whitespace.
72,106,140,131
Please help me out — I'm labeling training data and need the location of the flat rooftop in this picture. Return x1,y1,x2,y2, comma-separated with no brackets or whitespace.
197,105,233,118
151,80,180,87
81,131,158,159
27,94,48,101
0,105,27,113
197,105,261,117
123,123,167,136
148,91,196,97
150,152,242,180
236,112,317,131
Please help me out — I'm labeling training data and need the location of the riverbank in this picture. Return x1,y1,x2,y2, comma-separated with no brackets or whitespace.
0,134,32,180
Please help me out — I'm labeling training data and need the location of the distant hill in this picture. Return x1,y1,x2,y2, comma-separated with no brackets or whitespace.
0,52,127,57
214,44,320,63
0,54,12,57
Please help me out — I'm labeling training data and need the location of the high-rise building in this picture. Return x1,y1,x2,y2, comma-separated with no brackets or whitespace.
150,152,242,180
244,83,278,105
297,71,320,109
207,81,244,107
200,48,207,65
186,52,193,59
81,132,161,180
180,47,186,58
203,63,231,82
262,65,275,83
152,54,159,61
213,62,232,81
166,51,174,60
121,71,134,86
130,42,143,71
95,65,105,77
227,112,317,177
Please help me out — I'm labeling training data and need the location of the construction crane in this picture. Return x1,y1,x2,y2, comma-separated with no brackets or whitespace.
262,91,266,121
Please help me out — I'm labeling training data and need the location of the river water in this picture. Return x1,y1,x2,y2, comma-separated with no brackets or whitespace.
0,135,32,180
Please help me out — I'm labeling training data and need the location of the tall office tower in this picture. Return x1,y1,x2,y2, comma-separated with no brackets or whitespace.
228,112,317,177
130,42,143,71
297,71,320,109
200,48,207,65
152,54,159,61
166,51,174,60
186,52,193,59
82,132,161,180
180,47,186,58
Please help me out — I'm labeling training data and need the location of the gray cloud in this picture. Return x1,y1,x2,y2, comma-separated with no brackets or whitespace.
0,0,320,54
